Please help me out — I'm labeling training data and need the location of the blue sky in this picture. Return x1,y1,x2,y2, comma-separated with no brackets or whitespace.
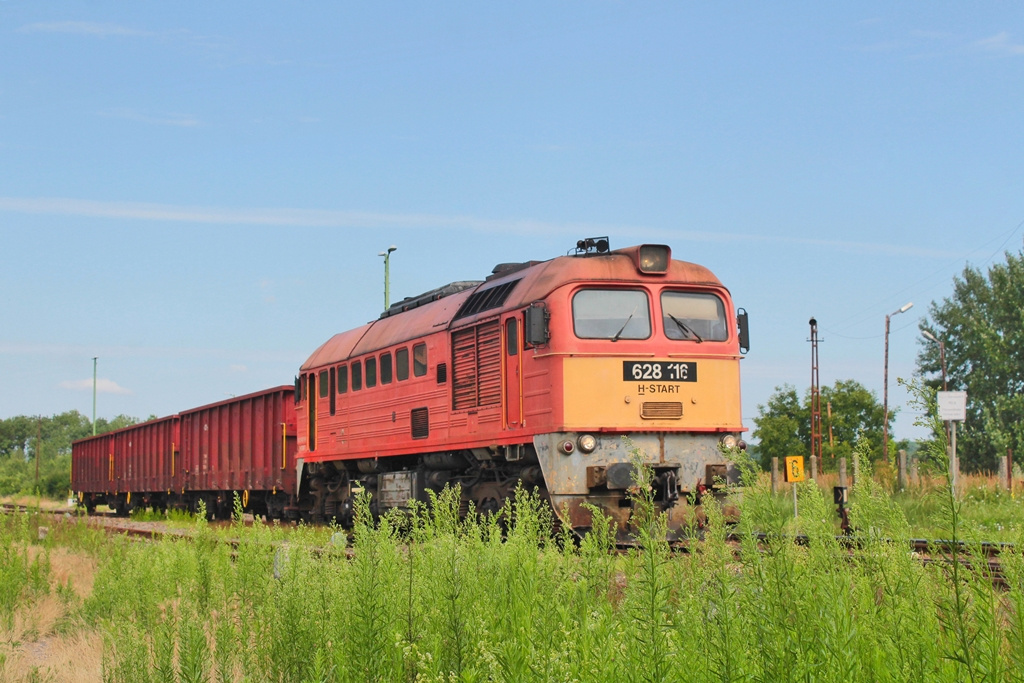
2,2,1022,444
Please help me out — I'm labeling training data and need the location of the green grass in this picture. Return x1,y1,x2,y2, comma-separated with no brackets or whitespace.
30,467,1012,683
7,390,1024,682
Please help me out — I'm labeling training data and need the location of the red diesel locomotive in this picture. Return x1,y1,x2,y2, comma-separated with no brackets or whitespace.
296,240,748,541
72,240,749,540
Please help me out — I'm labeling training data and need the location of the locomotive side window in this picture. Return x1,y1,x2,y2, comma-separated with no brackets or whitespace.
506,318,519,356
318,370,329,398
413,343,428,377
381,352,393,384
661,292,728,342
352,361,363,391
337,365,348,394
366,357,377,388
396,347,409,381
329,367,336,415
572,289,651,340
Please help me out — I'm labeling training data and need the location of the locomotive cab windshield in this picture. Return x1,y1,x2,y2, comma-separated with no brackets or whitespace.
662,291,728,342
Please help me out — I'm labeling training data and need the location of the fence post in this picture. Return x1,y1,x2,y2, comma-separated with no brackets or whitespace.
838,457,848,489
898,449,908,490
771,457,780,493
852,453,860,487
810,454,818,480
909,453,919,486
1009,449,1014,495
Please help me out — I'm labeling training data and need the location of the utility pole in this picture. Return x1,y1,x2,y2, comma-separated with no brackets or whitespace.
809,317,822,463
92,356,98,436
36,416,41,494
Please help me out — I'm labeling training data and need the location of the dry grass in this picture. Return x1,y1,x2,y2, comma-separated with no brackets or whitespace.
42,546,98,600
0,548,102,683
0,627,103,683
0,495,71,512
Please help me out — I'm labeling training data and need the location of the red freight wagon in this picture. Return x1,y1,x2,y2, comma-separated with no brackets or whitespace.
72,415,178,515
178,386,298,520
73,386,297,519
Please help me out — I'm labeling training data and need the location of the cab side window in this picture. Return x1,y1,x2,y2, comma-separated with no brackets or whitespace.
352,361,363,391
396,347,409,381
413,343,428,377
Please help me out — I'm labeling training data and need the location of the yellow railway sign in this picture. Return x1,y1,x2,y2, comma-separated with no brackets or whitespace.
784,456,805,483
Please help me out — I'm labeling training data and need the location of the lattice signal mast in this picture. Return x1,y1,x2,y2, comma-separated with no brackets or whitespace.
809,317,822,461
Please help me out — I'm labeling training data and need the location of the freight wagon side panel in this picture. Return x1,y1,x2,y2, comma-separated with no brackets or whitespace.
109,417,177,493
72,434,113,494
179,387,297,495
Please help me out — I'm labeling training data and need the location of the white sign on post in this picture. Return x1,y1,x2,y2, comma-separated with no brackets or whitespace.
937,391,967,421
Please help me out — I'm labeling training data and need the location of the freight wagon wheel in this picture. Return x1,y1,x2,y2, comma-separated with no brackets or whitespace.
264,492,285,521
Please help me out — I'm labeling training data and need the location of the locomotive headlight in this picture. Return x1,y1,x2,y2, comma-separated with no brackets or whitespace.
637,244,671,274
720,434,738,449
577,434,597,454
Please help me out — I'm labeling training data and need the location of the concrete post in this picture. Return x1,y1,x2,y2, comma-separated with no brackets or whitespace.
771,457,780,493
898,449,908,490
909,454,919,486
838,458,848,489
852,454,860,487
999,455,1010,491
810,454,818,480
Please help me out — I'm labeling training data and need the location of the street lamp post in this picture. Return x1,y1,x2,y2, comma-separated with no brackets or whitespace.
883,302,914,462
379,245,397,310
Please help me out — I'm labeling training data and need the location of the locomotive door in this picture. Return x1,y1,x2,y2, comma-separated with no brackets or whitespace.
504,316,523,428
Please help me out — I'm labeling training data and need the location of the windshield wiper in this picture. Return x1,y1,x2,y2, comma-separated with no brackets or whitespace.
668,314,703,343
611,305,639,342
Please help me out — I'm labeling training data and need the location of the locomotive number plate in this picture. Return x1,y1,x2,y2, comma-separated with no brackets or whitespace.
623,361,697,382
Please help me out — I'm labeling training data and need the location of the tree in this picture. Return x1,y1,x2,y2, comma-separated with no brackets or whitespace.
752,380,891,468
750,385,804,466
0,411,140,497
917,245,1024,472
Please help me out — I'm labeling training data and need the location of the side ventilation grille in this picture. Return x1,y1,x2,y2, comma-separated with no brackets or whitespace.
411,408,429,439
452,320,501,410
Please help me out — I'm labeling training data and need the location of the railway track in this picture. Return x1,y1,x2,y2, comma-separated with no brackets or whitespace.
2,503,1017,586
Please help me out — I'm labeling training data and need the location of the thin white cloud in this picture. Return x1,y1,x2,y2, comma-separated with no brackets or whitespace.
229,364,248,373
18,21,152,37
59,378,133,395
975,32,1024,56
0,341,300,364
98,108,201,128
0,196,963,260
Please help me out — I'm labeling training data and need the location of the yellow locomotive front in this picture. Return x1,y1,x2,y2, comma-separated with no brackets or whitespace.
527,244,748,542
